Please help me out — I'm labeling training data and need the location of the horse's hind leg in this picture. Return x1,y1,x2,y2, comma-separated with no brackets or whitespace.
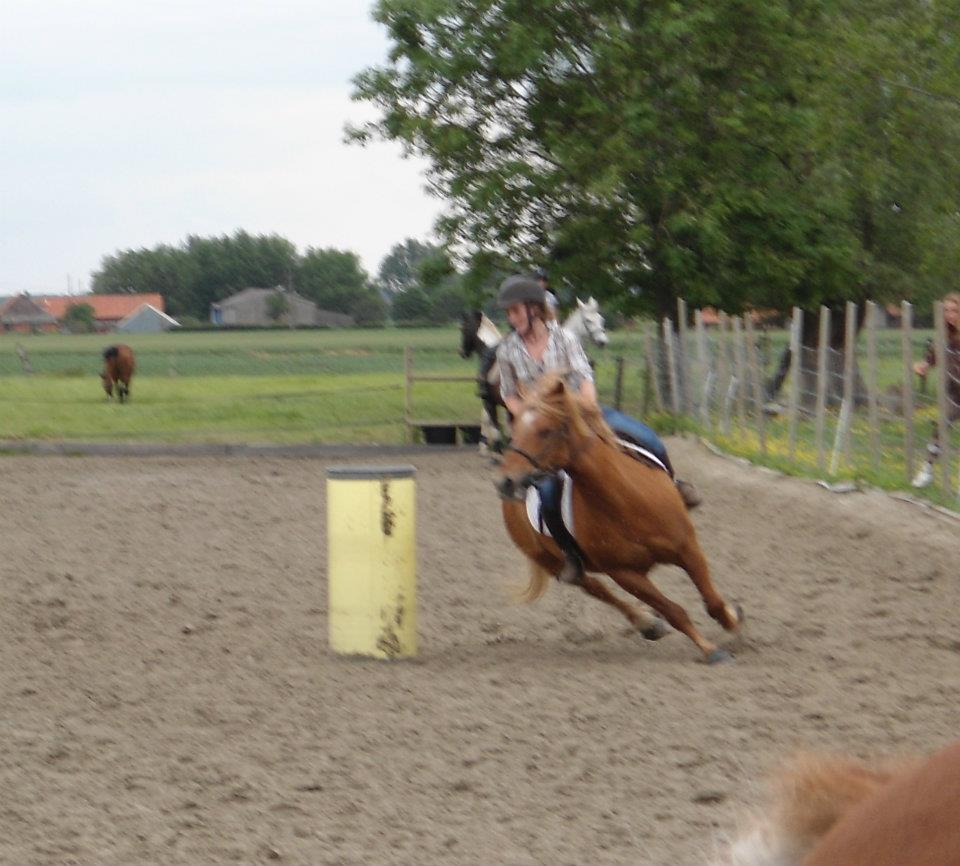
608,568,730,663
678,540,741,632
579,575,668,641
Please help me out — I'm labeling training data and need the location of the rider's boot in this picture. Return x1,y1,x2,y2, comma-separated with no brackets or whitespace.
557,550,586,585
675,478,702,510
534,473,587,586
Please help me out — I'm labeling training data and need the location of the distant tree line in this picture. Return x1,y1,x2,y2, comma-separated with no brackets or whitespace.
91,231,471,326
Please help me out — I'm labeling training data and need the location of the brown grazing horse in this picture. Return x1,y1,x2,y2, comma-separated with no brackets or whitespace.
715,738,960,866
101,344,135,403
495,373,742,663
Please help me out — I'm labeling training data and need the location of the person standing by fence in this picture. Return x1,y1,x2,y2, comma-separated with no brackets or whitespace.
911,292,960,487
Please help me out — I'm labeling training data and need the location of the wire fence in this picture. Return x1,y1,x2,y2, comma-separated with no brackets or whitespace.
595,300,960,507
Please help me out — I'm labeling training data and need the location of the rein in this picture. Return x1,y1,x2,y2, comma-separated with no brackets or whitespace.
504,442,549,473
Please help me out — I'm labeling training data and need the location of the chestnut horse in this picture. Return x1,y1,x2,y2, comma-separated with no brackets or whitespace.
101,344,135,403
495,373,742,663
716,738,960,866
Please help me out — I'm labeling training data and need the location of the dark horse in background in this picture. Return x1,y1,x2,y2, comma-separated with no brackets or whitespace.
101,344,135,402
459,310,505,453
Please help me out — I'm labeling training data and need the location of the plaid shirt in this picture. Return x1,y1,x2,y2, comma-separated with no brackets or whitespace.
497,320,594,399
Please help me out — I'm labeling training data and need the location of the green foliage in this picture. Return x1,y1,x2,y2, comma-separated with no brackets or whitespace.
376,238,437,294
295,247,371,315
93,230,297,320
265,291,291,323
351,0,960,318
62,302,96,333
391,285,433,322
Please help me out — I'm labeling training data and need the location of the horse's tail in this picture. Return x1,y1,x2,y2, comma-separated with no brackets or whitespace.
516,558,551,604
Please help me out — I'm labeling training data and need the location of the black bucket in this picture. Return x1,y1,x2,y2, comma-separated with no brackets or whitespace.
458,425,481,444
421,425,457,445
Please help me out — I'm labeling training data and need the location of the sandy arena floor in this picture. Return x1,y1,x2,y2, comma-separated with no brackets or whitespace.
2,437,959,865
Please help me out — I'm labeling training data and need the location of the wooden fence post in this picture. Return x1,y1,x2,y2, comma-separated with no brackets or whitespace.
933,300,952,490
744,314,767,454
613,356,625,411
404,346,413,443
815,306,830,471
677,298,690,414
644,331,664,413
695,309,712,429
664,318,681,415
900,301,916,482
830,301,857,471
718,312,732,436
787,306,803,461
865,300,880,471
16,344,33,374
732,316,747,432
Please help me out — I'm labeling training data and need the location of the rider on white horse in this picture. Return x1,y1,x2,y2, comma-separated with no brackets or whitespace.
495,274,702,585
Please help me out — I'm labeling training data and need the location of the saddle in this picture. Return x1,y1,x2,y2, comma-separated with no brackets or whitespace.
525,439,670,542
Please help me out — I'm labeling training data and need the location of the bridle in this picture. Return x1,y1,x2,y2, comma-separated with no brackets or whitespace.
503,416,595,482
504,441,550,474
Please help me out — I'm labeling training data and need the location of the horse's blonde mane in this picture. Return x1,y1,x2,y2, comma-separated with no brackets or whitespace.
524,372,618,448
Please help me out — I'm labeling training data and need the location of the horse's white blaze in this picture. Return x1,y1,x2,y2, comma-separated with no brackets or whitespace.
519,409,538,429
477,314,502,348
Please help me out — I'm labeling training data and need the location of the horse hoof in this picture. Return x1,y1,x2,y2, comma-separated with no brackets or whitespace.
640,619,670,641
734,603,745,627
706,648,735,665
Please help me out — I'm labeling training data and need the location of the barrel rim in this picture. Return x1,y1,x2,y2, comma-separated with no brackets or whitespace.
327,464,416,480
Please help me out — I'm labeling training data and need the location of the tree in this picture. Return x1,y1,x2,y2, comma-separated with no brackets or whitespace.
350,0,960,321
296,247,371,315
266,291,291,324
92,231,298,320
391,286,432,323
92,244,195,317
376,238,438,295
63,302,96,333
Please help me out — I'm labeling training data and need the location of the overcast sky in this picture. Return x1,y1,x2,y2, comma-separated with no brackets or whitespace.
0,0,442,295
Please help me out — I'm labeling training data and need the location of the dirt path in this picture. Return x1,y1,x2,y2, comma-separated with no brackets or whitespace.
2,437,958,864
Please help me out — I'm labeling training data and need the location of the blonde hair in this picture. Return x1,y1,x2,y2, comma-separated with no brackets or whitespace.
943,292,960,309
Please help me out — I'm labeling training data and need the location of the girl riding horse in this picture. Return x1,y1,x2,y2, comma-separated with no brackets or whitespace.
493,274,701,584
496,371,741,662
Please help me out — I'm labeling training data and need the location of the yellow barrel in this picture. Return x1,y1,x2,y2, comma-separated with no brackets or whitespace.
326,464,417,659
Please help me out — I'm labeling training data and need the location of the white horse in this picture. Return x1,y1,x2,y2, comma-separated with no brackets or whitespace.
459,298,609,452
563,296,609,348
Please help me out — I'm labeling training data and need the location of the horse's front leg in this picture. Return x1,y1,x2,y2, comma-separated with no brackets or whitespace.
677,540,742,633
479,397,502,454
607,567,733,663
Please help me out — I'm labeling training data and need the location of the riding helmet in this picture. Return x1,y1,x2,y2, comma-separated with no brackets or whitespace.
497,275,545,308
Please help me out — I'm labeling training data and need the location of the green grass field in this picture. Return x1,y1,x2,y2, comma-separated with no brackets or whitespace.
2,324,955,509
0,327,651,444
